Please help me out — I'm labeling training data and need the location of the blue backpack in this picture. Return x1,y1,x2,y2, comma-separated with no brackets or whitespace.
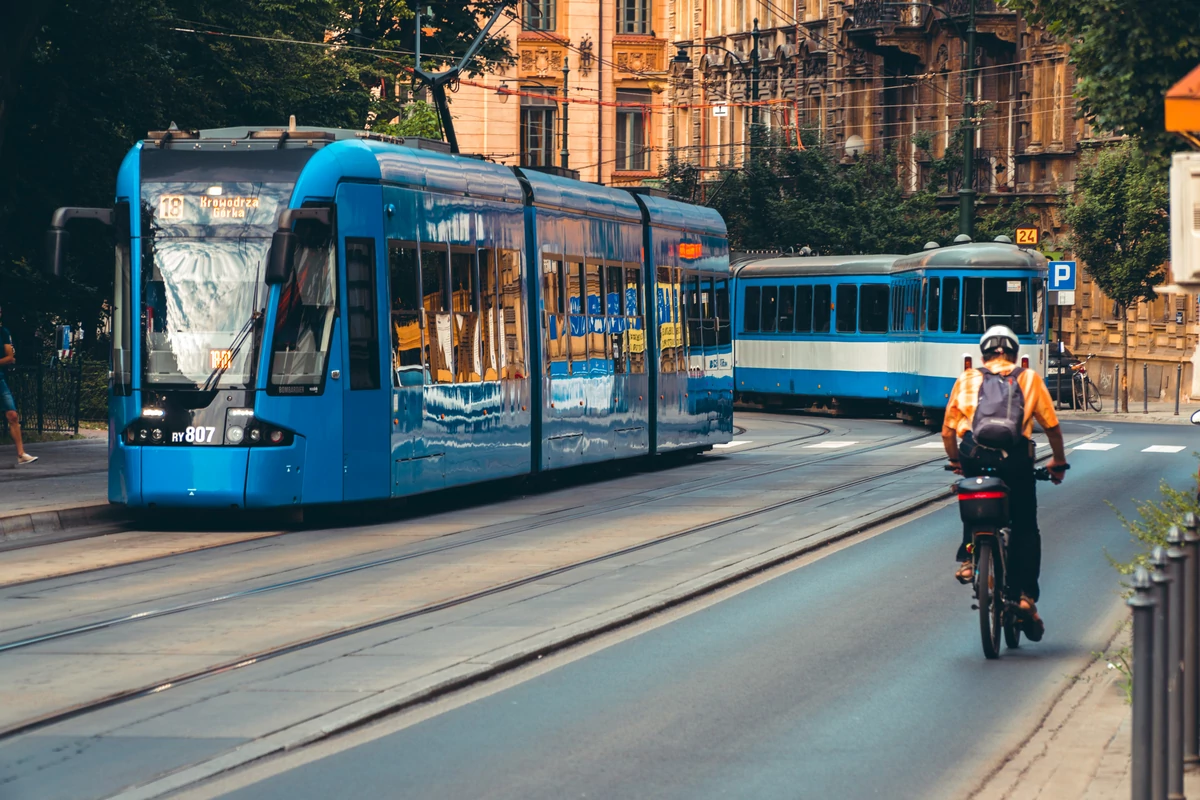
971,367,1025,451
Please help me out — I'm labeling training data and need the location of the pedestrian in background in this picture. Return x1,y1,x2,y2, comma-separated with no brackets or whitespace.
0,305,38,465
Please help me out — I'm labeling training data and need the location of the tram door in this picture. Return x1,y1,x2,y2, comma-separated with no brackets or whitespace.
338,183,391,501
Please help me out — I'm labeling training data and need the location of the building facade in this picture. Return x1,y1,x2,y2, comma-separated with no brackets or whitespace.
447,0,1197,399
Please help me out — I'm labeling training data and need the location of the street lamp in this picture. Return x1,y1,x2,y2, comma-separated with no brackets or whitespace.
672,34,760,155
560,56,570,170
495,80,511,103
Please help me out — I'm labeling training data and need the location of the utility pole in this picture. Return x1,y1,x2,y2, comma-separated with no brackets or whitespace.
958,0,977,238
560,55,570,170
750,19,761,132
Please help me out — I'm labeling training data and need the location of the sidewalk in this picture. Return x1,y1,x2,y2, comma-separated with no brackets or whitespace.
1058,399,1200,426
0,436,116,547
972,623,1200,799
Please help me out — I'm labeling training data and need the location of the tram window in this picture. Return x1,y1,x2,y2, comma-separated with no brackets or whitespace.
269,218,337,393
835,284,858,333
926,278,941,332
776,286,796,332
388,241,423,386
813,284,831,332
859,284,889,333
606,265,624,315
478,248,499,381
586,262,607,365
744,286,762,332
761,286,778,333
567,261,586,373
450,250,478,382
1031,277,1045,334
962,277,1029,335
627,263,646,374
346,239,380,390
794,285,813,333
422,245,453,384
715,278,731,347
941,277,960,332
684,273,703,358
499,249,526,379
542,256,567,374
421,245,449,312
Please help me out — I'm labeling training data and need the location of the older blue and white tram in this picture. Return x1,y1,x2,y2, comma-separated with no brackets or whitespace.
888,240,1048,414
732,255,898,408
49,126,732,509
730,240,1047,417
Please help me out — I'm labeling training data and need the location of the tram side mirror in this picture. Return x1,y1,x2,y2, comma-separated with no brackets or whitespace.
45,229,69,278
1190,409,1200,425
266,229,296,285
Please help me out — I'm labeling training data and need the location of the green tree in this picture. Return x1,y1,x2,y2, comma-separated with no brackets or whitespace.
1008,0,1200,156
372,99,443,139
1061,140,1170,411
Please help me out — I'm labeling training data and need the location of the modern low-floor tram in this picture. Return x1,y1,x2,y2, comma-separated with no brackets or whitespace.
51,126,733,509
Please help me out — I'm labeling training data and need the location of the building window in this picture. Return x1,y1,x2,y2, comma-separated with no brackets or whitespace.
616,90,650,171
619,0,650,34
520,88,557,167
524,0,555,30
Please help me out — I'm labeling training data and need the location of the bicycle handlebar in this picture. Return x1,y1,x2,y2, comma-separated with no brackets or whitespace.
943,463,1070,480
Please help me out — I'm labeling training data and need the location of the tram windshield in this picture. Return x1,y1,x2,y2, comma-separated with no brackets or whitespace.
140,181,290,388
961,277,1030,335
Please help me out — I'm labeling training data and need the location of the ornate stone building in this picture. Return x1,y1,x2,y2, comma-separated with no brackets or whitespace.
447,0,1198,398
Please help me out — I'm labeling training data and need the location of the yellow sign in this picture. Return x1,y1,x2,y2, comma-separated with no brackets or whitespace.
209,349,233,370
1015,227,1039,246
628,328,646,354
679,242,702,260
199,195,261,219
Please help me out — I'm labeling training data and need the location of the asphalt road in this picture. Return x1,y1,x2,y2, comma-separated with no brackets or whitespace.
219,421,1197,800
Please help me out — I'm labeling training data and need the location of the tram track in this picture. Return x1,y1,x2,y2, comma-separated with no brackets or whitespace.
0,440,952,741
0,421,1108,744
0,415,831,592
0,421,914,636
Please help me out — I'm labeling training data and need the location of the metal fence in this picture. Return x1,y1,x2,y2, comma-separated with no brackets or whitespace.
1128,514,1200,800
4,362,82,435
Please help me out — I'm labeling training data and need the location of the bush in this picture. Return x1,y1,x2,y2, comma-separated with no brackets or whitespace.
1110,461,1200,578
78,361,109,422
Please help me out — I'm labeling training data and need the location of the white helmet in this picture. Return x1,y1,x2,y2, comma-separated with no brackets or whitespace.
980,325,1018,358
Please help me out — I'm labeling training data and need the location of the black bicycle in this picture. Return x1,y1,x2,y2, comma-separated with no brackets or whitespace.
949,463,1067,659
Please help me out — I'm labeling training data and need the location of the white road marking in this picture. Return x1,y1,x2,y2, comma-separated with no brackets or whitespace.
912,442,945,449
712,440,753,449
804,441,860,449
1072,442,1120,451
1142,445,1187,453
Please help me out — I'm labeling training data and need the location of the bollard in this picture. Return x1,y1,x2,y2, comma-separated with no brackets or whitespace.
1057,351,1065,409
1183,516,1200,766
1133,566,1159,800
1116,364,1122,412
1153,546,1171,800
1166,529,1187,800
1176,363,1183,416
1146,362,1151,414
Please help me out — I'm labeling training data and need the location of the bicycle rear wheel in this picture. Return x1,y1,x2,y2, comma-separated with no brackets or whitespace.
1004,610,1022,649
1087,379,1103,412
976,540,1002,659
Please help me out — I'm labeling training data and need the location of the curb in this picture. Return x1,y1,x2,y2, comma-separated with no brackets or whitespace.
0,504,127,550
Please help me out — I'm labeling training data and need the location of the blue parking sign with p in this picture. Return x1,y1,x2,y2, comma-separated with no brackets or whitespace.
1048,260,1076,291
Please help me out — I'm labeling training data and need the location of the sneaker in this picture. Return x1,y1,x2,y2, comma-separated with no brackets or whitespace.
16,453,38,466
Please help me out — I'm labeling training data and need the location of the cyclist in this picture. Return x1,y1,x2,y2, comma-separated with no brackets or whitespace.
942,325,1068,641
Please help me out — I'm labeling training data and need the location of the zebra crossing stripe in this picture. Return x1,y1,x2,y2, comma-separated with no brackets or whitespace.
1073,443,1120,451
1142,445,1187,453
804,441,860,449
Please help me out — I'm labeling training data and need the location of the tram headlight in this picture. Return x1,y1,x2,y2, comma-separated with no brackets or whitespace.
138,428,148,441
268,429,284,444
151,428,163,442
226,426,244,444
248,428,262,443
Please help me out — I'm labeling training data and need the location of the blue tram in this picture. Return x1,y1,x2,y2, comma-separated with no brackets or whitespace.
50,126,732,509
732,241,1048,417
